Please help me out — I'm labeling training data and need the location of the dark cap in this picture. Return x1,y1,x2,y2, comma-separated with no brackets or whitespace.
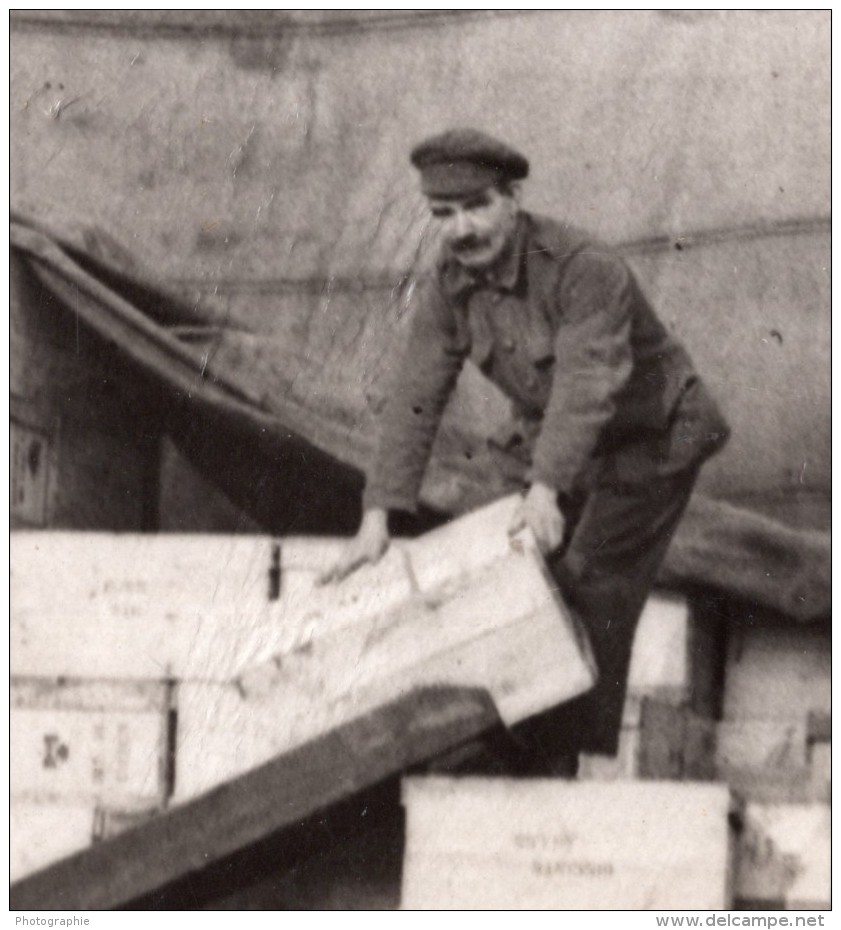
410,127,529,198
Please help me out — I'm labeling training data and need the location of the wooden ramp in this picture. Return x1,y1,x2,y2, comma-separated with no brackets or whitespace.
10,686,499,910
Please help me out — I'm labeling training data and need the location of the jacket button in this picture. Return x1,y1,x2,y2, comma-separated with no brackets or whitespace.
525,373,538,390
501,337,515,352
489,292,502,304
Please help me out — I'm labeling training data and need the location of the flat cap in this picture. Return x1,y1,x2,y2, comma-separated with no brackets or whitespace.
410,127,529,198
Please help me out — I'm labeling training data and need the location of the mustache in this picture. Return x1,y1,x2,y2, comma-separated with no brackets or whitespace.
451,234,489,253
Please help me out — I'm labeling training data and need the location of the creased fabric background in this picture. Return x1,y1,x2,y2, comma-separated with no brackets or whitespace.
10,11,830,618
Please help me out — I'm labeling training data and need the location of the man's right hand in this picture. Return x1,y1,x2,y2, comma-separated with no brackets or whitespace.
316,508,391,585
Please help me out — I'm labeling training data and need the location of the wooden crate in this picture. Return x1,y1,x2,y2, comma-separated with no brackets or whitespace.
723,623,830,724
10,676,170,882
401,777,734,909
578,590,724,782
10,797,164,883
806,712,831,803
11,677,170,804
175,498,595,799
10,801,96,883
579,698,716,782
735,803,830,909
713,717,831,805
13,498,595,804
11,533,279,681
628,593,692,697
716,719,808,772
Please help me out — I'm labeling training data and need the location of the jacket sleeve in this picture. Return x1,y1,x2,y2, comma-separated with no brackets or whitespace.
363,274,467,513
530,250,634,494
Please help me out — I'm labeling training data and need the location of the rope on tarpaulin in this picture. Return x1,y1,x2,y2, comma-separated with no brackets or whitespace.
10,10,529,40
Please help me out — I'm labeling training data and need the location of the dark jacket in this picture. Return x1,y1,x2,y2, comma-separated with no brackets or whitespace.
364,211,728,512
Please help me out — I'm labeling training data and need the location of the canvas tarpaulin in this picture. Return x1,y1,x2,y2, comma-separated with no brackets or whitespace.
10,210,830,622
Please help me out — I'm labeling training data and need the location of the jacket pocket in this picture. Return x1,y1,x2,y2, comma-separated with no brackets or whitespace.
601,376,729,488
666,376,730,467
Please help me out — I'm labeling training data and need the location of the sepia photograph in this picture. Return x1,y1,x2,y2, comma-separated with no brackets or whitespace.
9,9,830,914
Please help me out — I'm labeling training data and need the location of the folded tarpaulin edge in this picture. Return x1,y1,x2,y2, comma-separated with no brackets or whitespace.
11,221,270,413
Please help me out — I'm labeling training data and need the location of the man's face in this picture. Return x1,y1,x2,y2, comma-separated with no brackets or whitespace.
428,185,519,271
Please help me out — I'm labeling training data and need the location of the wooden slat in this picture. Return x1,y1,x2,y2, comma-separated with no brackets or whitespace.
9,685,500,911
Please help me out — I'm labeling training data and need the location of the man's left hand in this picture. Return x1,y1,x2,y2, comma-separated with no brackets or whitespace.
508,482,565,554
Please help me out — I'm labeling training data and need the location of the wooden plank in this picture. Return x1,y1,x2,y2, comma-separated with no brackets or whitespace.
11,677,168,713
735,803,830,909
401,778,733,909
9,685,499,911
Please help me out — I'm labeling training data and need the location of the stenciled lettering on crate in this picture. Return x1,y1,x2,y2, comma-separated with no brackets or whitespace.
11,677,170,804
401,777,733,909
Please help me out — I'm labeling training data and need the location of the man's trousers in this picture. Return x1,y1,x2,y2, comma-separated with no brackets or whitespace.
511,465,700,766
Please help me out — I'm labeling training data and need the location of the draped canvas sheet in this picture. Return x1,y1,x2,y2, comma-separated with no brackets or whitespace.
11,212,829,622
10,12,831,499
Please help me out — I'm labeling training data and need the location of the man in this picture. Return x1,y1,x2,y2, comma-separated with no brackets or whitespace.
322,127,729,771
